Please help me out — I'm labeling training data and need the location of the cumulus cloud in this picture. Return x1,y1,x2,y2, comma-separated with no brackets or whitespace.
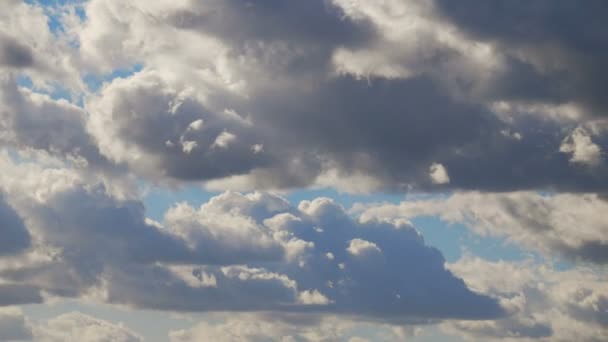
34,312,142,342
5,0,592,193
0,1,82,90
359,192,608,264
444,255,608,341
0,308,142,342
0,194,30,256
0,157,501,320
86,70,269,182
429,163,450,185
0,74,108,169
170,313,410,342
560,127,603,166
0,307,33,341
1,1,608,339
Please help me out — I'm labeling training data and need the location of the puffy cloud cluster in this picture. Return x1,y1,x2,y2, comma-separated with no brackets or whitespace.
359,191,608,264
1,0,605,192
0,156,501,321
1,0,608,339
0,308,142,342
444,256,608,341
169,313,418,342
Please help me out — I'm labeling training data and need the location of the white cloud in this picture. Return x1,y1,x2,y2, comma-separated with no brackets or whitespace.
211,131,237,149
429,163,450,185
560,127,602,166
346,239,382,257
35,312,142,342
359,191,608,263
443,255,608,341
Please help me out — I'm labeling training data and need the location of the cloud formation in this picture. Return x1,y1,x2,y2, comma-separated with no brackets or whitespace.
1,0,599,192
0,156,501,321
444,255,608,341
359,191,608,264
1,1,608,340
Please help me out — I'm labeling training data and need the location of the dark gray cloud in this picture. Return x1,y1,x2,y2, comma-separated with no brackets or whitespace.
0,34,35,69
0,194,30,256
433,0,608,116
0,284,42,306
0,74,119,175
72,0,608,194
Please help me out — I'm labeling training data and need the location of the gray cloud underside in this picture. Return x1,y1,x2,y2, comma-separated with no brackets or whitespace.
0,159,502,321
0,0,606,193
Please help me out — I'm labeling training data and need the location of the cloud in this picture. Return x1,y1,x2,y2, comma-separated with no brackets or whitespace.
169,313,409,342
560,127,603,166
433,0,608,117
429,163,450,185
8,0,585,193
0,308,142,342
86,70,269,182
0,33,35,69
0,157,501,321
0,1,83,90
0,307,33,341
34,312,143,342
359,192,608,263
443,255,608,341
0,284,42,307
0,194,30,256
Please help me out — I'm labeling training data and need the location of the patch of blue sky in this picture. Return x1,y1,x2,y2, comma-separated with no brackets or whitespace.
412,216,532,263
83,64,144,93
143,184,218,222
16,74,76,103
25,0,85,35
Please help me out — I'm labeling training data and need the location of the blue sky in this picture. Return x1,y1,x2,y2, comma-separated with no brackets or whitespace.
1,1,607,341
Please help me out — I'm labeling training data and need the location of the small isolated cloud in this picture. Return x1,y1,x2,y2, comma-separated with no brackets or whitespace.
211,131,237,149
429,163,450,185
560,127,602,166
346,239,382,257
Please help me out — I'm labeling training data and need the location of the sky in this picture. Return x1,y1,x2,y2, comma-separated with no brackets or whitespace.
0,0,607,341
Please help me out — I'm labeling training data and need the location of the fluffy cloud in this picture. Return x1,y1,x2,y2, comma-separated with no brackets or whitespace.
1,1,608,339
359,191,608,264
86,70,268,182
444,255,608,341
433,0,608,117
560,126,603,166
3,0,583,192
35,312,142,342
0,1,82,90
170,313,410,342
429,163,450,185
0,74,108,168
0,156,501,321
0,308,142,342
0,307,33,341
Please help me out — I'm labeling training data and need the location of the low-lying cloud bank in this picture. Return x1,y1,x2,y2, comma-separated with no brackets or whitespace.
0,157,502,322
